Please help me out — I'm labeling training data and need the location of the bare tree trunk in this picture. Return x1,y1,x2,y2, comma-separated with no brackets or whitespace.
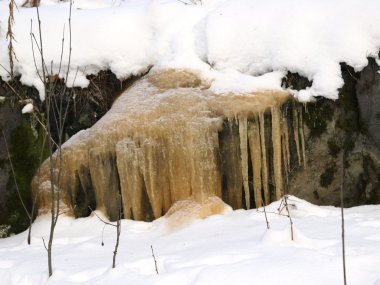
31,0,73,276
33,5,55,276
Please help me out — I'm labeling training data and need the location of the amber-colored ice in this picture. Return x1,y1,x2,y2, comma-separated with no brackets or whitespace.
281,110,290,184
259,113,269,205
219,119,242,209
293,106,302,166
271,106,283,200
239,117,250,209
31,69,296,221
164,196,231,231
248,116,262,207
299,105,307,168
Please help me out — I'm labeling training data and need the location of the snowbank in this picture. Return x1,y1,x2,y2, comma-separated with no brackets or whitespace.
1,197,380,285
1,0,380,101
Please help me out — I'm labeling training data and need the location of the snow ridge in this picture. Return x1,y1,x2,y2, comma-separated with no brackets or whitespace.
1,0,380,101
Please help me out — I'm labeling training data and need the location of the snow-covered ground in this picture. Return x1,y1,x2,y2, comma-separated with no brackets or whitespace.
1,197,380,285
1,0,380,101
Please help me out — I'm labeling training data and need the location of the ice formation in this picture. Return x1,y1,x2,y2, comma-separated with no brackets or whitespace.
164,196,232,231
32,69,306,221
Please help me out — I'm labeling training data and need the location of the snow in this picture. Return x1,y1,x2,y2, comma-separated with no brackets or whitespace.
0,196,380,285
21,102,33,113
1,0,380,101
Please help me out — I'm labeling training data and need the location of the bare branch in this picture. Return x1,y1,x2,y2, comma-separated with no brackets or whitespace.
30,21,44,83
112,195,122,269
0,77,24,101
88,206,117,227
261,201,270,229
151,245,159,274
256,209,291,218
42,237,48,251
283,195,294,241
340,151,347,285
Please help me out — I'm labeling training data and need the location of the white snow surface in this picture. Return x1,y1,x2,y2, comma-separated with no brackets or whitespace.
1,0,380,100
1,196,380,285
21,102,34,113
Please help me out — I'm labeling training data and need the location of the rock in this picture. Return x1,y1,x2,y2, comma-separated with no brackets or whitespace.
4,61,380,230
356,58,380,148
0,98,33,235
289,63,380,206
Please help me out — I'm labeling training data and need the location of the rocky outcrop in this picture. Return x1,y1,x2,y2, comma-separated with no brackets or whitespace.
356,58,380,149
0,95,44,235
0,99,23,232
288,64,380,206
32,69,296,221
4,60,380,231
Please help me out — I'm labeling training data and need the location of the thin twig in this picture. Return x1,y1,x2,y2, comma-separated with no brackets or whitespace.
340,151,347,285
174,0,190,5
88,206,117,227
256,209,291,218
151,245,159,274
42,237,48,251
0,63,13,77
345,65,359,82
283,195,294,241
112,195,122,269
262,201,270,229
0,78,23,101
57,25,65,76
30,21,44,83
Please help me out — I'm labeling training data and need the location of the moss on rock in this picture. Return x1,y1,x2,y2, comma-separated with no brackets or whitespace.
303,101,334,138
319,164,337,188
2,112,49,235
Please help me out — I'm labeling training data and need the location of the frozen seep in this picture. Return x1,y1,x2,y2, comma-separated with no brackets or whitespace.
32,69,306,221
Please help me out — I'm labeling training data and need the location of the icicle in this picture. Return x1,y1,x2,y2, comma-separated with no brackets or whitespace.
292,104,302,166
116,139,145,221
89,146,120,220
75,164,94,217
281,110,290,184
281,124,287,181
189,125,221,203
166,133,192,203
299,105,307,168
239,117,250,209
219,119,243,209
140,139,167,219
283,113,290,170
248,116,262,208
271,106,283,200
259,113,269,205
